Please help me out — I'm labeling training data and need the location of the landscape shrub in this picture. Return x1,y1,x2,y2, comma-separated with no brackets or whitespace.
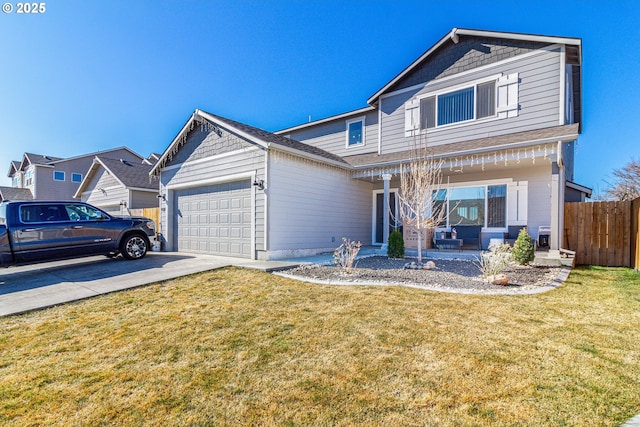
333,237,361,274
476,242,512,278
388,228,405,259
512,228,535,265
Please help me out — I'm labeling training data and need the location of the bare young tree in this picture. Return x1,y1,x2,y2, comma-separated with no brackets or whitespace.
604,159,640,201
395,140,447,265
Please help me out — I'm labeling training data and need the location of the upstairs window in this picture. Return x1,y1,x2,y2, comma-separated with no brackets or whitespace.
72,173,83,183
54,171,65,181
345,117,365,147
476,81,496,119
25,170,33,187
406,74,518,136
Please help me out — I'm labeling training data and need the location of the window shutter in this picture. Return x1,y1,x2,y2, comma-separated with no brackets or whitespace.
497,73,519,118
404,98,420,137
507,181,528,225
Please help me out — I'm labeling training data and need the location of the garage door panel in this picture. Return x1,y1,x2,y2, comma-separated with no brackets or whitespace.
173,180,252,258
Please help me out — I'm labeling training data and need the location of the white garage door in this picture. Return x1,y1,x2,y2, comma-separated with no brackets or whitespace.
173,180,252,258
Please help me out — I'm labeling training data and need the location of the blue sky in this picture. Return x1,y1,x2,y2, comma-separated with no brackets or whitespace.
1,0,639,194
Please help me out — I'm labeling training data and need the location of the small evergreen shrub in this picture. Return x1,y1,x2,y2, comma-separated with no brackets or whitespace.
512,228,535,265
388,228,405,259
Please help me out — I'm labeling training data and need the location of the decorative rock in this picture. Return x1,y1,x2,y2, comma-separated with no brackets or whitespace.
423,261,436,270
486,274,509,286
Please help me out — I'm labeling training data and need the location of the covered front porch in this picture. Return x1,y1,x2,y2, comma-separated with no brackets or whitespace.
349,141,564,253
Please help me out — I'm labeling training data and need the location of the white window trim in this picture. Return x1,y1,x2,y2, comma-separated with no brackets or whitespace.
371,188,399,245
54,171,65,181
436,178,513,232
415,73,502,132
345,116,366,148
72,173,83,183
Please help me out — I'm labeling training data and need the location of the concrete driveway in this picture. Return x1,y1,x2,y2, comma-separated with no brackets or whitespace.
0,252,300,316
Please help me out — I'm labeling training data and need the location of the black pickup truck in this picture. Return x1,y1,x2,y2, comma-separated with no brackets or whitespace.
0,200,156,267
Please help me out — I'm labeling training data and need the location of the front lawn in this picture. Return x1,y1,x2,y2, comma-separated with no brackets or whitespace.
1,266,639,426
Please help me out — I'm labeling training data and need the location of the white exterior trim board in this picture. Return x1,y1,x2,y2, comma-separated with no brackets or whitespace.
164,171,257,260
160,146,262,172
275,106,375,135
378,44,562,103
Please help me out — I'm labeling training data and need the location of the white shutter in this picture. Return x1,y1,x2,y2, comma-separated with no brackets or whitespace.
507,181,528,225
497,73,519,118
404,98,420,137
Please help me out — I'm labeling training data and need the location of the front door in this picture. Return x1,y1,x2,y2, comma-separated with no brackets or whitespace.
375,191,397,244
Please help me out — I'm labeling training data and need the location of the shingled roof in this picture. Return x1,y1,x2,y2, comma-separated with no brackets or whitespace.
0,186,33,201
343,124,579,168
199,110,349,165
97,157,157,189
152,109,350,176
75,157,158,199
23,153,63,166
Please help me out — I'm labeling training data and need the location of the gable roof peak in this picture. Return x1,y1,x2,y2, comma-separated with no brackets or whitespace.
367,27,581,105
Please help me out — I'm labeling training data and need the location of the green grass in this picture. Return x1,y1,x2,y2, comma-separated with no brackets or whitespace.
1,266,639,426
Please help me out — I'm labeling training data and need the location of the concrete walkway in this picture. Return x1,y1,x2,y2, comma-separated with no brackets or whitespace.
622,413,640,427
0,252,299,317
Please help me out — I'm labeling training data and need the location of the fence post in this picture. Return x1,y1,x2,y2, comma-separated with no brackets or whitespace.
633,198,640,271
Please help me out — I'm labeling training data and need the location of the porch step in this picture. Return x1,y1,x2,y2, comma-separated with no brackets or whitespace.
534,250,575,267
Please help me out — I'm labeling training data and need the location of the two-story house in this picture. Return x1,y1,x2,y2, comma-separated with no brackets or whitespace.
5,148,144,201
151,28,585,260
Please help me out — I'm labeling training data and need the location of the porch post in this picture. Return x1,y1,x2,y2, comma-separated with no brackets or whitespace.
550,162,564,251
382,173,392,247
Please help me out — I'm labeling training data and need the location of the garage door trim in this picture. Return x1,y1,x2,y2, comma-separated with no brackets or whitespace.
165,171,256,259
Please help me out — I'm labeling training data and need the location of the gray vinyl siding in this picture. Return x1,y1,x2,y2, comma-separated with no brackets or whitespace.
80,167,126,209
389,37,550,93
380,48,562,154
284,110,378,158
160,129,266,254
267,150,372,256
130,190,159,210
32,148,141,201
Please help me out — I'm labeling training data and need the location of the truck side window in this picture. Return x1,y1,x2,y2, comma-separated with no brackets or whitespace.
65,204,107,221
20,205,70,223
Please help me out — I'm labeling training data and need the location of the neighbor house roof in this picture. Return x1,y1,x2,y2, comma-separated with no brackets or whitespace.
367,28,582,105
7,161,21,178
0,186,33,201
566,180,593,198
12,148,144,176
151,109,350,176
74,156,158,199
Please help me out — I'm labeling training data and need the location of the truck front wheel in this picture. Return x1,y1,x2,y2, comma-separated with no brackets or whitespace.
120,234,148,260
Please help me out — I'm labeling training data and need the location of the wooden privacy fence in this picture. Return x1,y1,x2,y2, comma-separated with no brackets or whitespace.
129,208,161,234
564,199,639,268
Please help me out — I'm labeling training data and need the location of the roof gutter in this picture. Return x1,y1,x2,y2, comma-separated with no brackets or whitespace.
270,145,353,170
350,132,578,170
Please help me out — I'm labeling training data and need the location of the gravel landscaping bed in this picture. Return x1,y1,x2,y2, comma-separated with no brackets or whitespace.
279,256,566,294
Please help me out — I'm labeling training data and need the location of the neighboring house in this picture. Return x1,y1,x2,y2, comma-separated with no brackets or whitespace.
8,148,144,201
74,156,160,215
152,28,587,260
0,186,34,202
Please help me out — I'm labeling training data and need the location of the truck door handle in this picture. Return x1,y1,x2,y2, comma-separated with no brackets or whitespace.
22,228,37,232
72,226,83,229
